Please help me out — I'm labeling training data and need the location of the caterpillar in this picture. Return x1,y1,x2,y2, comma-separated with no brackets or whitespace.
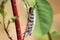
23,6,36,36
26,6,36,35
23,6,36,40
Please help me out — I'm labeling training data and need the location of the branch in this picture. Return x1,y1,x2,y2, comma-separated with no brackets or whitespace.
1,1,13,40
48,32,52,40
10,0,22,40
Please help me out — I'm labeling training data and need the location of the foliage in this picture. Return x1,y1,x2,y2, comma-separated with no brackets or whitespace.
0,0,15,40
28,0,35,6
3,0,8,3
33,0,53,36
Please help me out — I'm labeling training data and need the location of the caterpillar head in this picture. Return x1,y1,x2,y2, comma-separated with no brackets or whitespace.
29,6,33,14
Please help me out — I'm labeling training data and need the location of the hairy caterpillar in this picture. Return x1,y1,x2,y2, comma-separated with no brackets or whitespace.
23,6,36,36
23,6,36,40
22,0,36,40
26,6,36,35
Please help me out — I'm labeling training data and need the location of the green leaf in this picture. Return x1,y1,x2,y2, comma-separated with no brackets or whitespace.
8,17,16,23
33,0,53,36
51,31,59,38
3,0,8,3
0,1,5,17
51,31,58,38
28,0,35,6
8,16,19,23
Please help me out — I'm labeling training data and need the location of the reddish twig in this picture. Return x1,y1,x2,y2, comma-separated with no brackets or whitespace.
10,0,22,40
4,28,13,40
1,1,13,40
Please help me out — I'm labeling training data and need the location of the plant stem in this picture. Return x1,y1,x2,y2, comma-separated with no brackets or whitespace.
3,16,13,40
22,0,28,8
4,28,13,40
0,1,13,40
22,0,30,11
48,32,52,40
11,0,22,40
23,31,27,40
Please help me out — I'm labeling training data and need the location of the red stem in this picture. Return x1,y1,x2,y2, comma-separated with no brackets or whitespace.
10,0,22,40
